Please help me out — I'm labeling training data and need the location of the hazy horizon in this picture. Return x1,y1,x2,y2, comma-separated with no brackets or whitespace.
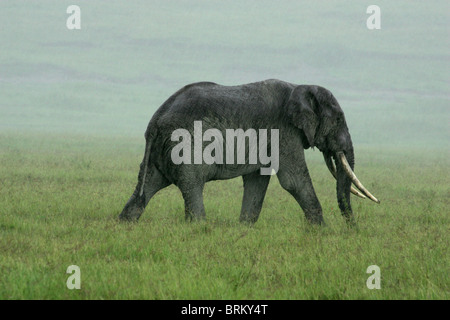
1,1,449,149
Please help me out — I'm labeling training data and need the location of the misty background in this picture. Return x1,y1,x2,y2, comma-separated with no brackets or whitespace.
0,1,448,149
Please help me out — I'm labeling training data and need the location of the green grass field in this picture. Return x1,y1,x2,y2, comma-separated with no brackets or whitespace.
0,1,449,299
0,133,448,299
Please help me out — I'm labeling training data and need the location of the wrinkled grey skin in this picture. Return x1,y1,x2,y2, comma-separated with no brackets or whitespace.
119,79,356,225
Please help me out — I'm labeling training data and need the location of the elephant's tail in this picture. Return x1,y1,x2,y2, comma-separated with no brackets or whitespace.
138,137,152,197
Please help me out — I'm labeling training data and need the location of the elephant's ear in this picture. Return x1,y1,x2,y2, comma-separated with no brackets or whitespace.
286,86,319,148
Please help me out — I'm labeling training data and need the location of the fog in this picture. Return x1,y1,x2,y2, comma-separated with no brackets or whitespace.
1,1,448,148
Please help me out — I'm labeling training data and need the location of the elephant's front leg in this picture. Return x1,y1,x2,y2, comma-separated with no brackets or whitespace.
239,171,271,224
277,166,325,225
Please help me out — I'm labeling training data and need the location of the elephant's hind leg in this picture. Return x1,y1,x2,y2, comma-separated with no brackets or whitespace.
141,166,171,206
239,171,271,224
119,165,170,221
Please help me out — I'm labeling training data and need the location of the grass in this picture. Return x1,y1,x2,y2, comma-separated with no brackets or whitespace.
0,133,448,299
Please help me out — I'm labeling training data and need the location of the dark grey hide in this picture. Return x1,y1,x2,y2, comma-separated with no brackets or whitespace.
119,79,358,225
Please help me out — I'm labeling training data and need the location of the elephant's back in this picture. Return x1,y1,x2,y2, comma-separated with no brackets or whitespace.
155,80,291,128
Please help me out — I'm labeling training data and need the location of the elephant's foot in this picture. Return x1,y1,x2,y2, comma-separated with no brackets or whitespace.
119,202,144,222
239,213,260,225
185,210,206,222
304,209,325,225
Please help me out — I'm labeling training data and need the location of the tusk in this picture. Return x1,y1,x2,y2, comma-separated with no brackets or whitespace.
323,154,366,199
336,152,380,204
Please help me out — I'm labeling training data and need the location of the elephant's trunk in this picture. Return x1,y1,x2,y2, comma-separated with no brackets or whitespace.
335,148,355,224
333,148,380,224
323,153,366,199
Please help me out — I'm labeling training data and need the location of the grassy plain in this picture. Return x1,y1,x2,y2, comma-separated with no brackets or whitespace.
0,133,448,299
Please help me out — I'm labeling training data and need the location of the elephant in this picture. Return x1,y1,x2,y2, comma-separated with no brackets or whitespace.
119,79,379,225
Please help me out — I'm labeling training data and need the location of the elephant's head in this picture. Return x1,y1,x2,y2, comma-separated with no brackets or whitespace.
286,85,379,222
